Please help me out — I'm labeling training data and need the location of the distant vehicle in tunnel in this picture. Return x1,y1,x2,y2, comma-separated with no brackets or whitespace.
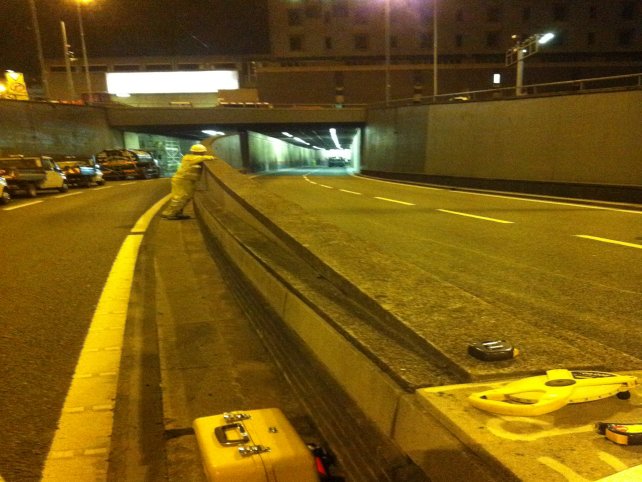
0,155,69,197
327,157,349,167
55,156,105,187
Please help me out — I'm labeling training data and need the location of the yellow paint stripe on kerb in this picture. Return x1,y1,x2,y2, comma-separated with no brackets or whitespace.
42,195,167,481
575,235,642,250
437,208,514,224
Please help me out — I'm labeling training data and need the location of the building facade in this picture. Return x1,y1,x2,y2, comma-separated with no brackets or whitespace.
42,0,641,105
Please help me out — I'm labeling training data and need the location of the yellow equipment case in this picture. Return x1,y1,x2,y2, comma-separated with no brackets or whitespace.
193,408,319,482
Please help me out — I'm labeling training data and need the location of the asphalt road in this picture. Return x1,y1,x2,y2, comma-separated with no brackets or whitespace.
255,168,642,361
0,179,169,481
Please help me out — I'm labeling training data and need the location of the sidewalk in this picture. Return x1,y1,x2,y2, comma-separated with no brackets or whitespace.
149,207,327,480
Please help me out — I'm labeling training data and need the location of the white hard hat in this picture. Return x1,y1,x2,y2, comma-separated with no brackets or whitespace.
190,143,207,153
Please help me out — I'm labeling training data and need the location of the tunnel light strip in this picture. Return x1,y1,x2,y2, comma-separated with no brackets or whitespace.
330,128,342,149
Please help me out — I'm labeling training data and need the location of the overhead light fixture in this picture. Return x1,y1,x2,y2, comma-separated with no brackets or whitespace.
538,32,555,44
282,132,293,137
202,129,225,136
293,137,310,145
330,128,342,149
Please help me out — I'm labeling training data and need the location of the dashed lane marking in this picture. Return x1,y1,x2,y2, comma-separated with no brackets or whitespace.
339,189,362,195
318,184,333,189
374,196,415,206
54,192,83,199
575,235,642,250
2,200,43,211
437,208,514,224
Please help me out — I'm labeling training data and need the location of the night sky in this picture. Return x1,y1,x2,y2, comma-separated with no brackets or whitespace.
0,0,270,84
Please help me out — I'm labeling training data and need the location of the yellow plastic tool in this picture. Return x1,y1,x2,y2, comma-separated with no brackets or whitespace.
468,369,638,416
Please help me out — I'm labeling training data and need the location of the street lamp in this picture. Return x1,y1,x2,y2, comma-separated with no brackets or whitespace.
76,0,93,99
506,32,555,96
27,0,50,99
432,0,438,97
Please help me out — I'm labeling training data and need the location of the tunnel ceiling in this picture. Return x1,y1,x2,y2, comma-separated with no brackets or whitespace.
134,124,360,152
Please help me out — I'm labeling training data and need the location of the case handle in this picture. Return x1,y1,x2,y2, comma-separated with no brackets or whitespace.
214,422,250,446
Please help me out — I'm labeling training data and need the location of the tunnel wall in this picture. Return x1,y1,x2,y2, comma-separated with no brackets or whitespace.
363,90,642,188
0,99,122,157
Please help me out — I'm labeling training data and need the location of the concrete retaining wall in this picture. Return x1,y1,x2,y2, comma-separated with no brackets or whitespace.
363,90,642,187
0,99,122,157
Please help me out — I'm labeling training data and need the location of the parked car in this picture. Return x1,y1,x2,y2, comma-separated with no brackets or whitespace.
96,149,161,180
327,157,348,167
0,176,10,204
55,155,105,187
0,155,68,197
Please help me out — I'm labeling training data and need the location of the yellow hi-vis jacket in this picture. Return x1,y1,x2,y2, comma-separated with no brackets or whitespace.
173,153,215,181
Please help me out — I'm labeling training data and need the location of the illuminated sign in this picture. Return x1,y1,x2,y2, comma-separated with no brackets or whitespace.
106,70,239,94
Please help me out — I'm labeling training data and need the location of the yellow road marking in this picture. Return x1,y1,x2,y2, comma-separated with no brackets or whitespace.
575,235,642,250
437,208,514,224
339,189,362,195
41,194,168,481
374,196,415,206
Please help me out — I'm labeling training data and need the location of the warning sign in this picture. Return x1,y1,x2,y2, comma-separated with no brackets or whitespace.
4,71,29,100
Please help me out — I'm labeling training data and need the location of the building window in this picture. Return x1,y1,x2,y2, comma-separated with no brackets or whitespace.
455,34,464,48
287,9,303,26
553,4,568,21
332,0,349,17
618,29,635,46
621,1,636,19
487,7,501,22
289,35,304,51
354,33,369,50
420,32,433,48
354,6,368,24
325,37,333,50
305,4,321,19
486,31,500,48
522,7,531,21
587,32,596,46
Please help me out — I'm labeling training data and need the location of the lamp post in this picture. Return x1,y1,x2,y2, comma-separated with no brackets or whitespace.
77,0,93,99
432,0,438,97
27,0,50,99
506,32,554,96
384,0,391,105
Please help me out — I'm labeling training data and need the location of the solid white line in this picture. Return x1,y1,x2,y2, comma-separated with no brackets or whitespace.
374,196,415,206
437,208,514,224
339,189,362,195
41,194,168,481
3,200,43,211
575,235,642,250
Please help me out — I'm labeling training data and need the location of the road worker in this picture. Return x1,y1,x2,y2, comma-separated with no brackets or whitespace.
161,143,215,220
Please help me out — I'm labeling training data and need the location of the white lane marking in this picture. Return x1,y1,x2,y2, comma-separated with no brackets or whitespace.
598,452,629,472
339,189,362,195
537,456,589,482
374,196,415,206
119,182,137,186
41,194,168,481
437,208,514,224
318,184,333,189
54,191,84,199
93,185,113,190
3,200,44,211
575,235,642,250
355,174,642,214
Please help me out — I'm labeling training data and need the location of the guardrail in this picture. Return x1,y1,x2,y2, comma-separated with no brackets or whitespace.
376,72,642,108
